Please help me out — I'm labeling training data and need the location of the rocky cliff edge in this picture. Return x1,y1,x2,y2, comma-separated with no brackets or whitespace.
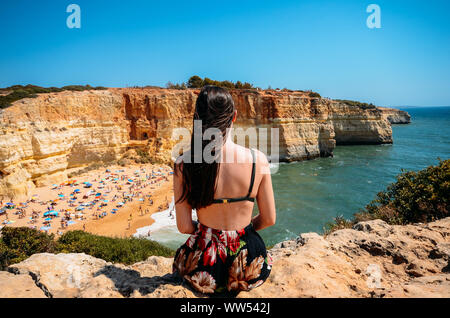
1,217,448,298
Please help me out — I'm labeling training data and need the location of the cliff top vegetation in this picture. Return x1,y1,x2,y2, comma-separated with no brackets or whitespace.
0,84,106,109
334,99,377,110
166,75,255,90
0,227,174,270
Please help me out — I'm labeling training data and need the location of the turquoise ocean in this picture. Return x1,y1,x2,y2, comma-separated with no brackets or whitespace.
145,106,450,249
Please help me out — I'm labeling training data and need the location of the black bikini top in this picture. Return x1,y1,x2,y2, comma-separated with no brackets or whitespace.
212,149,256,204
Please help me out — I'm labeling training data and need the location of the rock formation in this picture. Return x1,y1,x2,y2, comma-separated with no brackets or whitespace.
0,90,129,198
0,88,407,198
2,217,448,298
379,107,411,124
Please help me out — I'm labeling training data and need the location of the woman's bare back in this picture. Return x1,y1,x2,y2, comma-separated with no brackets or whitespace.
196,144,260,230
172,141,276,232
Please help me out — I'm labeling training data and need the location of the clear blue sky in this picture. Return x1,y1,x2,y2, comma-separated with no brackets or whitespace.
0,0,449,106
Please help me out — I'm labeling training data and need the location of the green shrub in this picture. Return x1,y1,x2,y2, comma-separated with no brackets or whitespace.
166,82,187,90
323,215,355,235
117,158,128,166
324,159,450,234
136,149,151,164
187,75,203,88
335,99,376,110
0,227,57,269
361,159,449,224
0,240,14,270
184,75,255,90
308,91,321,98
57,231,174,264
0,227,174,269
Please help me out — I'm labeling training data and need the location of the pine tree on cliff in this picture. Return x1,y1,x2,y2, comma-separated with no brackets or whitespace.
187,76,203,88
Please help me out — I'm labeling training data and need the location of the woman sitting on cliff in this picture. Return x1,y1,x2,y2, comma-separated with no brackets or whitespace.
172,86,276,295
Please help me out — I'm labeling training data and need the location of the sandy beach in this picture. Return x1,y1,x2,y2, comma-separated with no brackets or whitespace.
0,163,174,238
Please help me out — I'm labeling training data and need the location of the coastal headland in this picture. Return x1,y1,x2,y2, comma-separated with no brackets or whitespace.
0,87,409,199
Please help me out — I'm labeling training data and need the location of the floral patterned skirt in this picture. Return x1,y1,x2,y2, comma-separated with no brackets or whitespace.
172,222,272,295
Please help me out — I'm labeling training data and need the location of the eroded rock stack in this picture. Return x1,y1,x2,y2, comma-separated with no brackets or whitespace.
379,107,411,124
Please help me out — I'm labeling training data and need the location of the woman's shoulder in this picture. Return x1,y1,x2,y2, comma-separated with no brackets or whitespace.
251,148,269,166
233,145,269,166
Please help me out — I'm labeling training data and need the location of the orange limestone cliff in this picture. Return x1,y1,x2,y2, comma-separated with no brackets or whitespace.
0,88,403,198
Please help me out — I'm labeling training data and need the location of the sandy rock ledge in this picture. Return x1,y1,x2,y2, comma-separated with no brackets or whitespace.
1,217,449,298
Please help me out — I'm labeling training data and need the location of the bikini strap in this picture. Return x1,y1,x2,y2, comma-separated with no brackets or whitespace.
211,148,256,204
245,149,256,198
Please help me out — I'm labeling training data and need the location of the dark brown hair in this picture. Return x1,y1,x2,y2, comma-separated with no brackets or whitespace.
175,85,235,209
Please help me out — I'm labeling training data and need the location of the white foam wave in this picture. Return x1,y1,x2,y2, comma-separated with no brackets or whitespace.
133,197,197,248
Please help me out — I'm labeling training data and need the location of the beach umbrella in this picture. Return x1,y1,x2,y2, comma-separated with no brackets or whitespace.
6,202,14,206
103,200,109,203
74,189,81,193
112,208,118,211
45,217,52,221
128,179,133,182
58,194,64,198
96,193,101,197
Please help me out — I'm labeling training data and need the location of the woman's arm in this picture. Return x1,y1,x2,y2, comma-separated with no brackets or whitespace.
252,152,276,231
173,161,197,234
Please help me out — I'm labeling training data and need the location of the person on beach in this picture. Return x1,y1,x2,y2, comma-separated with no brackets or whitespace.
172,86,276,295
